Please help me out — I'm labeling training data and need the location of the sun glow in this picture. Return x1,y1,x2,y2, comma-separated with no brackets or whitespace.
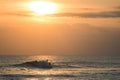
28,1,57,15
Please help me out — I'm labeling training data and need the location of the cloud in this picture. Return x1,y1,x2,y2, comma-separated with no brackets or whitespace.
51,11,120,18
0,11,34,17
1,7,120,18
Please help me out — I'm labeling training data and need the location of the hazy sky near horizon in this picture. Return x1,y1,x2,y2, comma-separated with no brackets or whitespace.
0,0,120,55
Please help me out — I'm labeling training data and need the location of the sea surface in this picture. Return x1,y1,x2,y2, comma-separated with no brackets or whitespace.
0,55,120,80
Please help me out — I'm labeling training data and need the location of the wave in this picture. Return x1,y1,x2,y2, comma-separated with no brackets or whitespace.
0,60,53,69
54,61,120,68
0,60,120,69
13,60,53,69
0,74,76,78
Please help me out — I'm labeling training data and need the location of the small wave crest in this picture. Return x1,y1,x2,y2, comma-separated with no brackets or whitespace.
0,74,76,78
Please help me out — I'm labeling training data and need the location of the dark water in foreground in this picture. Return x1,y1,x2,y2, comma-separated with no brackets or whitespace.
0,55,120,80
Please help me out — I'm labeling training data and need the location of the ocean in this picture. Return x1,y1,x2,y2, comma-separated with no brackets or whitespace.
0,55,120,80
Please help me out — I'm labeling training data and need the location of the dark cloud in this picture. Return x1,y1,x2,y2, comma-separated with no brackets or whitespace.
82,11,120,18
51,11,120,18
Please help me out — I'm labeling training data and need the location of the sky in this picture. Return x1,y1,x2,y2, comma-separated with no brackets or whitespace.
0,0,120,55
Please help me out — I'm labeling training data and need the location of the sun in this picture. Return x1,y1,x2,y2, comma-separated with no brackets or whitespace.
28,1,57,15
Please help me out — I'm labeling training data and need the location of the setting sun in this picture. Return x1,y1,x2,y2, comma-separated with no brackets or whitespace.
28,1,57,15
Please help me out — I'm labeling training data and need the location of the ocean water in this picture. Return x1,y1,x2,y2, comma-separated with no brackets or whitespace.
0,55,120,80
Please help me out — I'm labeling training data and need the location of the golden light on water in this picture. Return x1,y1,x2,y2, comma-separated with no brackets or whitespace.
27,55,58,62
27,1,57,16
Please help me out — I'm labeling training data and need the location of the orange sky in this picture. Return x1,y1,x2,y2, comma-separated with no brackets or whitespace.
0,0,120,55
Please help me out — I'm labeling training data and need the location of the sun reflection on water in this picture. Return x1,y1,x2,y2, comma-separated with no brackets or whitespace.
27,55,58,62
25,78,39,80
